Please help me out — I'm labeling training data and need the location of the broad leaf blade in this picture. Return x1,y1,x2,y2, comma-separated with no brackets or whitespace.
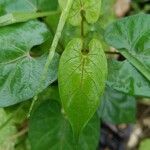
29,100,100,150
107,59,150,97
59,0,101,26
98,86,136,124
0,20,59,107
105,14,150,82
58,38,107,138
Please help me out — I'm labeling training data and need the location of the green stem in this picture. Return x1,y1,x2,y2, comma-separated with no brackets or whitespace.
28,0,74,117
0,11,59,27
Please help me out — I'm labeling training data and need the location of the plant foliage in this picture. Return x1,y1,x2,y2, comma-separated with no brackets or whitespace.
0,0,149,149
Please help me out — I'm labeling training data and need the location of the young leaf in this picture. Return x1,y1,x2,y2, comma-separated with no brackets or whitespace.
0,20,59,107
29,100,100,150
59,0,101,26
98,86,136,124
58,38,107,138
105,14,150,82
107,59,150,97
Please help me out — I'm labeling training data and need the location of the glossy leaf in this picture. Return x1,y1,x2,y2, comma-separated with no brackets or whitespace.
107,59,150,97
29,100,100,150
98,86,136,124
58,38,107,138
59,0,101,26
105,14,150,82
0,20,59,107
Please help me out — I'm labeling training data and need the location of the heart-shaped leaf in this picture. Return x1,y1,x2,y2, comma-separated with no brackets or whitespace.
58,38,107,138
105,14,150,82
59,0,101,26
29,100,100,150
0,20,59,107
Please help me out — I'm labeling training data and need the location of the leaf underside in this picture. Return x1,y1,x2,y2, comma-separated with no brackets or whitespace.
58,38,107,138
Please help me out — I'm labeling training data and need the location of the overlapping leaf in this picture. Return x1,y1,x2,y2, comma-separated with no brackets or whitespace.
59,0,101,26
0,20,59,107
107,59,150,97
58,38,107,138
105,14,150,83
98,86,136,124
0,0,58,16
29,100,100,150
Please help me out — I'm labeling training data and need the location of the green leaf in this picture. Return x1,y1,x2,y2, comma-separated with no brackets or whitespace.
5,101,31,124
35,0,58,11
59,0,101,26
15,138,31,150
58,38,107,138
139,139,150,150
39,86,60,102
0,108,17,150
0,0,37,15
0,11,57,27
29,100,100,150
0,0,58,16
98,86,136,124
0,0,58,27
100,0,116,28
107,59,150,97
105,14,150,82
0,20,59,107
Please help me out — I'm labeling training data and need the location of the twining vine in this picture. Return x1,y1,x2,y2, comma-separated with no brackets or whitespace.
28,0,74,116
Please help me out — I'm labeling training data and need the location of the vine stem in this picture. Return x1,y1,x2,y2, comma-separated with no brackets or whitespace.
28,0,74,117
80,10,84,38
